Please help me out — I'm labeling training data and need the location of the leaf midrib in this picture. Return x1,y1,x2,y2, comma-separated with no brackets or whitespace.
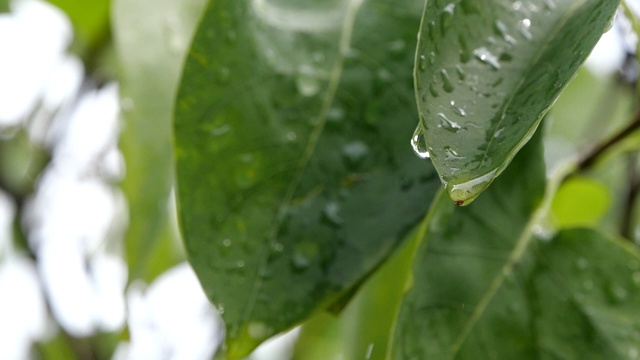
237,0,366,337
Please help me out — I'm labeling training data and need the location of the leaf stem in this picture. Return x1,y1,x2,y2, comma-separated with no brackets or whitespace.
577,108,640,170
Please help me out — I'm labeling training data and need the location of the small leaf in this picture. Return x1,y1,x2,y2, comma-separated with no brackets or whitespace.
551,176,610,228
413,0,620,204
174,0,436,357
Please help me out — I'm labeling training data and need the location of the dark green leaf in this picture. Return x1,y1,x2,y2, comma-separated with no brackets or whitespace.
174,0,437,356
393,130,640,358
413,0,619,204
113,0,207,281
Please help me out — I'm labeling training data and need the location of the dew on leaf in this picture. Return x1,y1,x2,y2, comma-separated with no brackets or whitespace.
411,123,430,159
419,54,428,71
296,64,320,96
518,18,533,40
322,202,343,226
342,141,369,166
472,47,501,70
437,113,462,132
447,168,497,205
440,69,454,92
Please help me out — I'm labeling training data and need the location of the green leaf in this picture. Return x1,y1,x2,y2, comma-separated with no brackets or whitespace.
113,0,207,281
174,0,436,356
392,130,640,358
48,0,110,55
551,176,611,228
412,0,619,205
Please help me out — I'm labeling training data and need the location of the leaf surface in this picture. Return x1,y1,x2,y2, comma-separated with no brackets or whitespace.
413,0,620,204
393,130,640,358
174,0,437,356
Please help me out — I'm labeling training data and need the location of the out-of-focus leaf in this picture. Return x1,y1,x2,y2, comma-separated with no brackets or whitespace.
0,0,8,13
412,0,619,205
47,0,110,55
112,0,207,282
174,0,437,357
393,129,640,358
551,176,610,228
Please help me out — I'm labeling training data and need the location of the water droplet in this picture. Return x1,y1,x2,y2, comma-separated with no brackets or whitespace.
322,202,343,226
576,257,589,270
286,131,297,141
441,3,455,34
211,124,231,136
296,65,320,96
222,239,232,247
236,260,245,268
427,51,436,65
419,55,428,71
217,66,230,84
440,69,454,92
247,322,271,340
327,107,345,122
633,272,640,286
448,168,498,204
226,30,237,44
342,141,369,166
312,51,325,64
473,47,501,70
458,35,471,63
271,242,284,252
444,146,465,160
437,113,462,132
450,101,466,117
606,283,628,304
455,65,466,80
630,348,639,360
411,124,430,159
429,83,439,97
518,19,533,40
290,241,318,272
494,127,505,138
217,303,225,315
494,20,516,45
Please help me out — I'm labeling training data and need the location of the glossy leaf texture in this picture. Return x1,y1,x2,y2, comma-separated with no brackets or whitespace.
174,0,437,357
113,0,207,281
392,131,640,358
413,0,620,204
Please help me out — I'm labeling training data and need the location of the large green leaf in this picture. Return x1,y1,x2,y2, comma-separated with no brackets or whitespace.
393,131,640,358
174,0,438,357
412,0,619,205
113,0,207,281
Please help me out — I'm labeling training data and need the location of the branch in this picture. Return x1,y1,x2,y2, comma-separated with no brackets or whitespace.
577,108,640,170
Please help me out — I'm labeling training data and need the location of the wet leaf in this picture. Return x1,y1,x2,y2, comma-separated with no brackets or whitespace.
393,131,640,358
113,0,207,281
413,0,620,204
174,0,437,357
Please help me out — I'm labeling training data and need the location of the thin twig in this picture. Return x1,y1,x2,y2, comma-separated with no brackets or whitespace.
577,109,640,170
